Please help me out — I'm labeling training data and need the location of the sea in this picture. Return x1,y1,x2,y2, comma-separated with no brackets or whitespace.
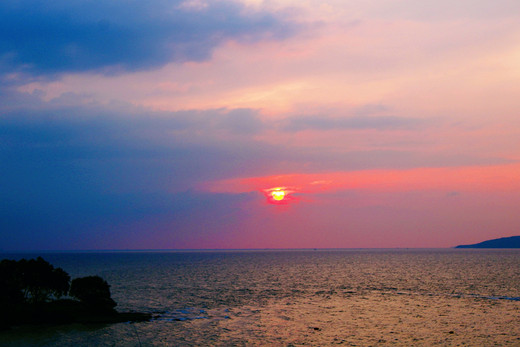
1,249,519,346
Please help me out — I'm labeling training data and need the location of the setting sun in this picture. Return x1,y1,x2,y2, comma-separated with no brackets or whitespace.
263,186,297,205
271,189,286,201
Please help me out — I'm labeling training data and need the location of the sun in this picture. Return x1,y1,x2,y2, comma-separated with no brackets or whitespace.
263,186,295,204
271,189,286,201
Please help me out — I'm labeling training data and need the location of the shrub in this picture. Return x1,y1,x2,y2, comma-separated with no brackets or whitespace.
69,276,117,311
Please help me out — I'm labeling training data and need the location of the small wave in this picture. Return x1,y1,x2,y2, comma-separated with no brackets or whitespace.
451,293,520,301
485,296,520,301
153,307,232,322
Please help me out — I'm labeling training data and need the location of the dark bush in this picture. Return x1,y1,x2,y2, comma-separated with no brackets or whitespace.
69,276,117,311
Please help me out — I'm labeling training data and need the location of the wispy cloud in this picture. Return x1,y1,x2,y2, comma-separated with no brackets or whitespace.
282,115,423,131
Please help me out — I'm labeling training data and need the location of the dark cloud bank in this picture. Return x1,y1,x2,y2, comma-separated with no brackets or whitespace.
0,0,296,77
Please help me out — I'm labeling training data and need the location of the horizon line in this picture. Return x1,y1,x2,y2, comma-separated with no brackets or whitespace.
1,247,460,253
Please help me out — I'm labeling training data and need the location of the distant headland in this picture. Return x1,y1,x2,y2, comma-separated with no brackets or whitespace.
455,235,520,248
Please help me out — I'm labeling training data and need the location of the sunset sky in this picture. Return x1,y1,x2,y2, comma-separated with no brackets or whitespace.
1,0,519,250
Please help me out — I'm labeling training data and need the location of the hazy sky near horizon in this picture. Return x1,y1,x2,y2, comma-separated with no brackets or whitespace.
1,0,520,250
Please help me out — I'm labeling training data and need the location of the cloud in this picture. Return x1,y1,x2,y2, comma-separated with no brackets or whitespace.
1,95,511,197
372,0,520,21
282,115,424,132
217,108,266,134
0,0,298,77
1,93,516,250
0,101,293,201
0,99,276,249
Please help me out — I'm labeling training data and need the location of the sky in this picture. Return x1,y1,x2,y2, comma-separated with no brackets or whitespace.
1,0,520,250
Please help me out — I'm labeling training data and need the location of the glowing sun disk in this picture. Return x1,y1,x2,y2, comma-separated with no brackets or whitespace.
271,189,285,201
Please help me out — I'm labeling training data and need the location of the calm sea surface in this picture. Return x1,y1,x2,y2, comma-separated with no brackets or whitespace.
1,249,519,346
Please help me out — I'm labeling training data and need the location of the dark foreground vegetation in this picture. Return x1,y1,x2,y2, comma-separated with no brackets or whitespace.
0,257,151,329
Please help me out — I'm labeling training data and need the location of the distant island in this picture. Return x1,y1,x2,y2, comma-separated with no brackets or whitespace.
455,235,520,248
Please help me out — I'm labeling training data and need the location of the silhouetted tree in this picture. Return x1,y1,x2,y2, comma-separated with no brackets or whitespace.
0,259,25,308
0,257,70,305
0,258,147,328
21,257,70,303
69,276,117,311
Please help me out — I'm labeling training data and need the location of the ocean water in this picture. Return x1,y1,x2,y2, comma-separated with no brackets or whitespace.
1,249,519,346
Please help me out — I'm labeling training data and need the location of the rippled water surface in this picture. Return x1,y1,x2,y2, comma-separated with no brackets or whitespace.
1,249,519,345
